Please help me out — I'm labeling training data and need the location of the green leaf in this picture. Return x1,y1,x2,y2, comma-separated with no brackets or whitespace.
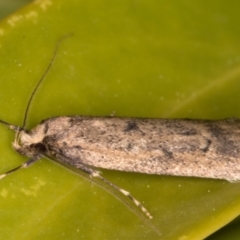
0,0,32,19
0,0,240,239
206,217,240,240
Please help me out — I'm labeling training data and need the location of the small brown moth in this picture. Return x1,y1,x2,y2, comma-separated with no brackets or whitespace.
1,35,240,224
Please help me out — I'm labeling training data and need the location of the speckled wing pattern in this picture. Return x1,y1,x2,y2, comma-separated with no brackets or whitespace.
30,116,240,182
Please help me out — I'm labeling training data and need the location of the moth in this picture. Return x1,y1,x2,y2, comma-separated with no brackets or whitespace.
1,35,240,224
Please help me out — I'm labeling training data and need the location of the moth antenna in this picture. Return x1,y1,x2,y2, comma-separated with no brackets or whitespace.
0,119,21,132
0,35,72,132
21,33,73,131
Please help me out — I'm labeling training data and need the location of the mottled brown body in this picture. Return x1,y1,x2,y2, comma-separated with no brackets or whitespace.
15,116,240,182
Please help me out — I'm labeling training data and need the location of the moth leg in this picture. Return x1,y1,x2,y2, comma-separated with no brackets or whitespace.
0,155,42,180
51,154,153,219
74,162,153,219
92,171,153,219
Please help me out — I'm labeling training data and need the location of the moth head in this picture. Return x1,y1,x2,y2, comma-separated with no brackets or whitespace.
12,126,46,157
